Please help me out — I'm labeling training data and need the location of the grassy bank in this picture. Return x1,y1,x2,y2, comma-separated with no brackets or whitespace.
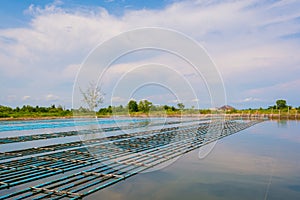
0,113,300,121
1,104,299,121
0,105,72,120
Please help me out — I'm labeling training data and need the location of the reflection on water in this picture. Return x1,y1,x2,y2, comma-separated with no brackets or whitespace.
87,120,300,200
277,120,288,128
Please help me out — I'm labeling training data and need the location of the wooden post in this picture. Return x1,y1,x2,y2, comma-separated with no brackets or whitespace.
271,108,273,120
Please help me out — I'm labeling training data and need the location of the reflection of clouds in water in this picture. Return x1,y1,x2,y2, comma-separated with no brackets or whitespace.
87,171,176,200
246,120,300,146
198,144,275,175
275,121,300,144
196,136,299,178
88,144,274,200
254,121,300,144
278,133,300,144
288,184,300,192
277,120,288,128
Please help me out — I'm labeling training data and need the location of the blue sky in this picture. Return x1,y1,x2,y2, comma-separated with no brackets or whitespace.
0,0,300,109
0,0,170,28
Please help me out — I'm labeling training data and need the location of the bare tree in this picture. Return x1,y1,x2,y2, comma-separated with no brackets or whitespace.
80,82,104,112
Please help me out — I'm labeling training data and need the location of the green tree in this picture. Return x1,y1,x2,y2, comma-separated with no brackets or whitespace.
163,105,170,110
0,105,12,112
112,105,125,113
138,100,153,113
98,106,112,115
107,105,112,114
128,100,138,113
276,99,287,109
57,105,64,111
177,103,185,110
98,108,108,115
21,105,35,112
171,106,177,111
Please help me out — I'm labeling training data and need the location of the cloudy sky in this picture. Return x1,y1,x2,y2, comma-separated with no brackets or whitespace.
0,0,299,109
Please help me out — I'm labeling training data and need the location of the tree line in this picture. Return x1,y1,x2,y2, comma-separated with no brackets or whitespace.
97,100,187,116
0,100,187,118
1,99,299,119
0,105,72,118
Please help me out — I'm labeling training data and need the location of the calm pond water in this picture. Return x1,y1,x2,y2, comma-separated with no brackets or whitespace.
87,120,300,200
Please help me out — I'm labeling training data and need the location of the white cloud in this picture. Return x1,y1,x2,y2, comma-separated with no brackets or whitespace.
169,99,181,103
248,80,300,105
239,97,261,103
111,96,126,104
0,0,300,107
22,95,31,101
45,94,59,101
247,79,300,96
62,64,81,79
6,95,17,102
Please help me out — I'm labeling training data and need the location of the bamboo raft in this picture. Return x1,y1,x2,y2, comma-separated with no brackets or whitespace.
0,118,152,132
0,119,264,199
0,119,200,144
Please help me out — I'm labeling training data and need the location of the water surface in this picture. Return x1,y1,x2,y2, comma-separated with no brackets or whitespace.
87,120,300,200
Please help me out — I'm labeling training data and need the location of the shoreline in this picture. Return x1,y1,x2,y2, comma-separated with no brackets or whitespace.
0,113,299,121
0,116,74,121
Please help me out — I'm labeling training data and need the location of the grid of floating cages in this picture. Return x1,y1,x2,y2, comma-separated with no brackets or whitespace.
0,118,264,199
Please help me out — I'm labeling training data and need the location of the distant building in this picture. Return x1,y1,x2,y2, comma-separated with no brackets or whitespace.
218,105,236,111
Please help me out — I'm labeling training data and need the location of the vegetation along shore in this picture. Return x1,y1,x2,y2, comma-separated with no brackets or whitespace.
0,99,299,120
